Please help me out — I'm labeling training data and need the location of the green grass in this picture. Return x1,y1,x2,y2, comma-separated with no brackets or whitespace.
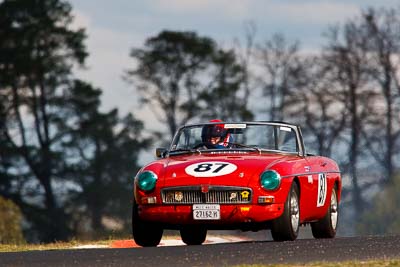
0,239,110,252
233,259,400,267
0,234,182,252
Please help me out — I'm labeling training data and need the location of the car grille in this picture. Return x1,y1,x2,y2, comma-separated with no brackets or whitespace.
161,186,252,204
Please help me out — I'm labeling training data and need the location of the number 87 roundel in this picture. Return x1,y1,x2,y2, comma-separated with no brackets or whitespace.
185,162,237,177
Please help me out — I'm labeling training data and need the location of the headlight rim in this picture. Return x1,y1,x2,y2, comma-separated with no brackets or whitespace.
136,170,158,192
260,170,281,191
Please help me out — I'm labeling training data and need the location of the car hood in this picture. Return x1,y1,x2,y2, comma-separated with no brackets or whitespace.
156,152,298,188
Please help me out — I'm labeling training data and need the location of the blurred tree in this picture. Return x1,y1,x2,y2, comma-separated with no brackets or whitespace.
274,6,400,235
285,56,347,157
0,0,87,242
62,80,151,237
234,21,258,120
198,48,252,121
257,33,302,121
0,196,25,244
126,30,253,139
322,20,373,222
360,7,400,184
357,174,400,234
127,31,215,139
0,115,16,200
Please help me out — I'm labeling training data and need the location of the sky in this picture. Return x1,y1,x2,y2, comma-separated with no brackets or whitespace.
67,0,399,139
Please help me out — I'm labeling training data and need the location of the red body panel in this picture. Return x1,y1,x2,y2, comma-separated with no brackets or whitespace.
138,204,285,225
134,151,341,229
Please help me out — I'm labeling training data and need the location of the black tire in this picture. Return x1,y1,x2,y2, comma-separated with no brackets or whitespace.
132,202,163,247
180,226,207,245
271,182,300,241
311,186,339,238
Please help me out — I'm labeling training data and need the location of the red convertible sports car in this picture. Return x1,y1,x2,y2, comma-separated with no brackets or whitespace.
132,121,341,246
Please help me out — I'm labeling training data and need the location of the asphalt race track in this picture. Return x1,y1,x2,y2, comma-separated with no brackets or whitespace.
1,235,400,267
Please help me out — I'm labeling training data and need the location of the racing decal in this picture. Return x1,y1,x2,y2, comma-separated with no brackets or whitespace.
174,191,184,202
317,173,327,207
240,190,250,200
185,162,237,177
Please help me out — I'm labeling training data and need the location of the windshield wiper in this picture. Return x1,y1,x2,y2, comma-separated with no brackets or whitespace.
170,144,263,155
169,148,193,153
226,142,262,153
168,148,201,155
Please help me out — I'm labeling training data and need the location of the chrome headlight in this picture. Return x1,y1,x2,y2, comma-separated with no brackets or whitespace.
136,171,158,191
260,170,281,190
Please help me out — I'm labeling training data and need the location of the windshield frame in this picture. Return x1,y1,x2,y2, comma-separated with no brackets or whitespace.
168,121,305,157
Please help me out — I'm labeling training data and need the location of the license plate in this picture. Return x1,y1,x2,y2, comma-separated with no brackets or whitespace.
193,204,220,220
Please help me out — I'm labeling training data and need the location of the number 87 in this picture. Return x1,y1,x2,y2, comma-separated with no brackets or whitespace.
194,163,228,173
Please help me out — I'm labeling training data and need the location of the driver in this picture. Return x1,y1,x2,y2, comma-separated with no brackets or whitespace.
201,119,232,149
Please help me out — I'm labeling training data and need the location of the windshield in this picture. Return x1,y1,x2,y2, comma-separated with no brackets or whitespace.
170,123,299,153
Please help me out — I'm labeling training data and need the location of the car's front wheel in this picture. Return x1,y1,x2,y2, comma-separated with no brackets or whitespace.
132,201,163,247
180,226,207,245
311,186,339,238
271,182,300,241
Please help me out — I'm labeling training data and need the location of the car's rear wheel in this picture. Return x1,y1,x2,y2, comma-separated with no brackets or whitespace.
271,182,300,241
311,186,338,238
132,201,163,247
180,226,207,245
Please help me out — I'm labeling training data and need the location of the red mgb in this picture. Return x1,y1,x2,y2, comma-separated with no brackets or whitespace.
132,121,341,246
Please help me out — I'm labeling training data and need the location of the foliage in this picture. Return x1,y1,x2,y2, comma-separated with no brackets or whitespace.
256,33,302,122
0,196,25,244
0,0,149,242
270,6,400,227
63,81,151,238
317,6,400,223
357,175,400,235
198,48,253,121
127,30,253,140
233,260,400,267
0,0,88,242
127,30,214,138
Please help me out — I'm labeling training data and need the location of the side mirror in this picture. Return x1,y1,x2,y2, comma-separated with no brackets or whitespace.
156,148,167,158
